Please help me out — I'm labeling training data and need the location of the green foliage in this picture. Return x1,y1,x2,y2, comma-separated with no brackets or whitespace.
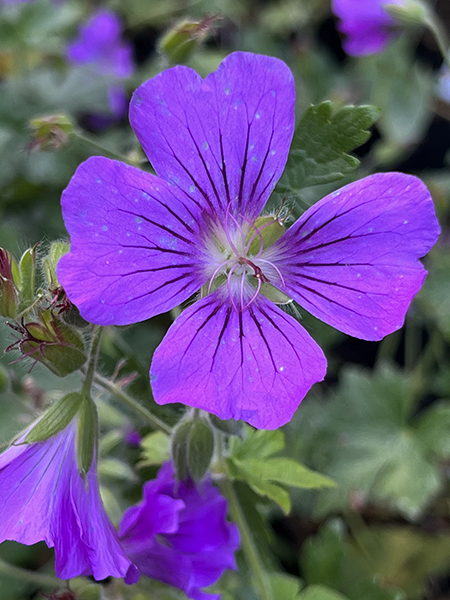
275,102,380,196
228,427,334,513
416,247,450,340
139,430,171,467
287,364,450,519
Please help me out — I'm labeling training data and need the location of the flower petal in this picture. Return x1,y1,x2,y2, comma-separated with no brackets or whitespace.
150,293,327,429
0,422,135,582
58,156,207,325
271,173,440,341
130,52,295,220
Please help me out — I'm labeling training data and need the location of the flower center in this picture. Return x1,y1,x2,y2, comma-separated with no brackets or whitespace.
202,206,292,311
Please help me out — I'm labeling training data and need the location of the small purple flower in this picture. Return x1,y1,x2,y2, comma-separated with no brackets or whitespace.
119,462,239,600
0,419,138,582
66,9,134,119
332,0,404,55
57,52,440,429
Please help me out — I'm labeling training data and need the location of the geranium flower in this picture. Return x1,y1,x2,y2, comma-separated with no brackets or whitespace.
119,462,239,600
57,52,440,429
0,419,138,582
66,9,134,121
332,0,404,55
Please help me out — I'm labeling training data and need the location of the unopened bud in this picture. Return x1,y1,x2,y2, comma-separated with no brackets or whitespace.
17,245,37,312
28,113,74,152
0,248,19,318
43,241,70,289
171,418,214,481
158,16,220,65
384,0,429,26
6,310,86,377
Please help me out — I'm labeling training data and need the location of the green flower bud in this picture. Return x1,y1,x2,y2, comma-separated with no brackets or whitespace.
158,16,219,65
384,1,429,26
6,310,86,377
171,417,214,481
17,245,37,312
43,241,70,289
28,113,74,152
0,248,19,318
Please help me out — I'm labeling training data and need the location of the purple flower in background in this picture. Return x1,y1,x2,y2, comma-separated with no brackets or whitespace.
66,9,134,119
332,0,404,55
119,462,239,600
58,52,440,429
0,419,138,582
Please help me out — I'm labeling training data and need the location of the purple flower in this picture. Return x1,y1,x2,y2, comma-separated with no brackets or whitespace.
57,52,440,429
0,419,138,582
66,9,134,119
119,462,239,600
332,0,404,55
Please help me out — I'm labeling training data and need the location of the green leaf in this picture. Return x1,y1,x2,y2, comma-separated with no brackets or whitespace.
98,458,137,482
412,400,450,459
230,425,285,461
187,419,214,481
276,102,380,193
415,248,450,340
286,364,445,519
240,457,335,490
76,394,98,478
25,391,82,443
268,572,302,600
227,458,291,513
298,585,350,600
139,430,170,467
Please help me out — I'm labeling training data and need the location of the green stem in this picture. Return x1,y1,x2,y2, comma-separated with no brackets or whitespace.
93,372,172,435
72,131,134,164
0,557,59,588
219,477,274,600
82,326,103,396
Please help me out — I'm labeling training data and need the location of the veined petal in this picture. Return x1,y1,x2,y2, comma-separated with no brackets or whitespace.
130,52,295,220
271,173,440,341
58,156,207,325
0,421,136,582
150,293,327,429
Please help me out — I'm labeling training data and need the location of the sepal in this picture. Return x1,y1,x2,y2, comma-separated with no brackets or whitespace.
171,417,214,481
25,391,84,444
76,393,98,478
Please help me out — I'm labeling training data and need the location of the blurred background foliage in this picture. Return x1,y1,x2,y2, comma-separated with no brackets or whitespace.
1,0,450,599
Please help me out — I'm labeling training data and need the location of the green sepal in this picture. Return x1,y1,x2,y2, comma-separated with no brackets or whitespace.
18,245,37,311
259,282,293,305
171,420,192,481
76,393,98,478
42,241,70,288
171,418,215,481
384,1,428,26
0,279,18,318
187,419,214,481
20,310,86,377
247,216,285,255
158,17,216,65
25,391,83,444
209,414,243,437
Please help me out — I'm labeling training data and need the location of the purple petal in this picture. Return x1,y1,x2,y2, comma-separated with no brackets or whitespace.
270,173,440,341
130,52,295,220
58,156,207,325
150,293,327,429
332,0,402,56
0,421,135,582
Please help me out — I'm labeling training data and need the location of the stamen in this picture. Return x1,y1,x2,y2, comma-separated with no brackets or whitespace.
257,259,286,289
227,263,240,313
207,257,234,294
242,277,262,310
223,204,243,257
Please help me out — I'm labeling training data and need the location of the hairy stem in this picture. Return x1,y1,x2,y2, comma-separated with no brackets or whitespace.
82,326,103,396
93,372,172,434
219,477,274,600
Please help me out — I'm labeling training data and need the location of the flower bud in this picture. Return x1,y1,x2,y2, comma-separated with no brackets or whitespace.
6,310,87,377
158,16,219,65
28,113,74,152
171,418,214,481
17,245,37,312
0,248,19,318
384,0,429,27
43,241,70,289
